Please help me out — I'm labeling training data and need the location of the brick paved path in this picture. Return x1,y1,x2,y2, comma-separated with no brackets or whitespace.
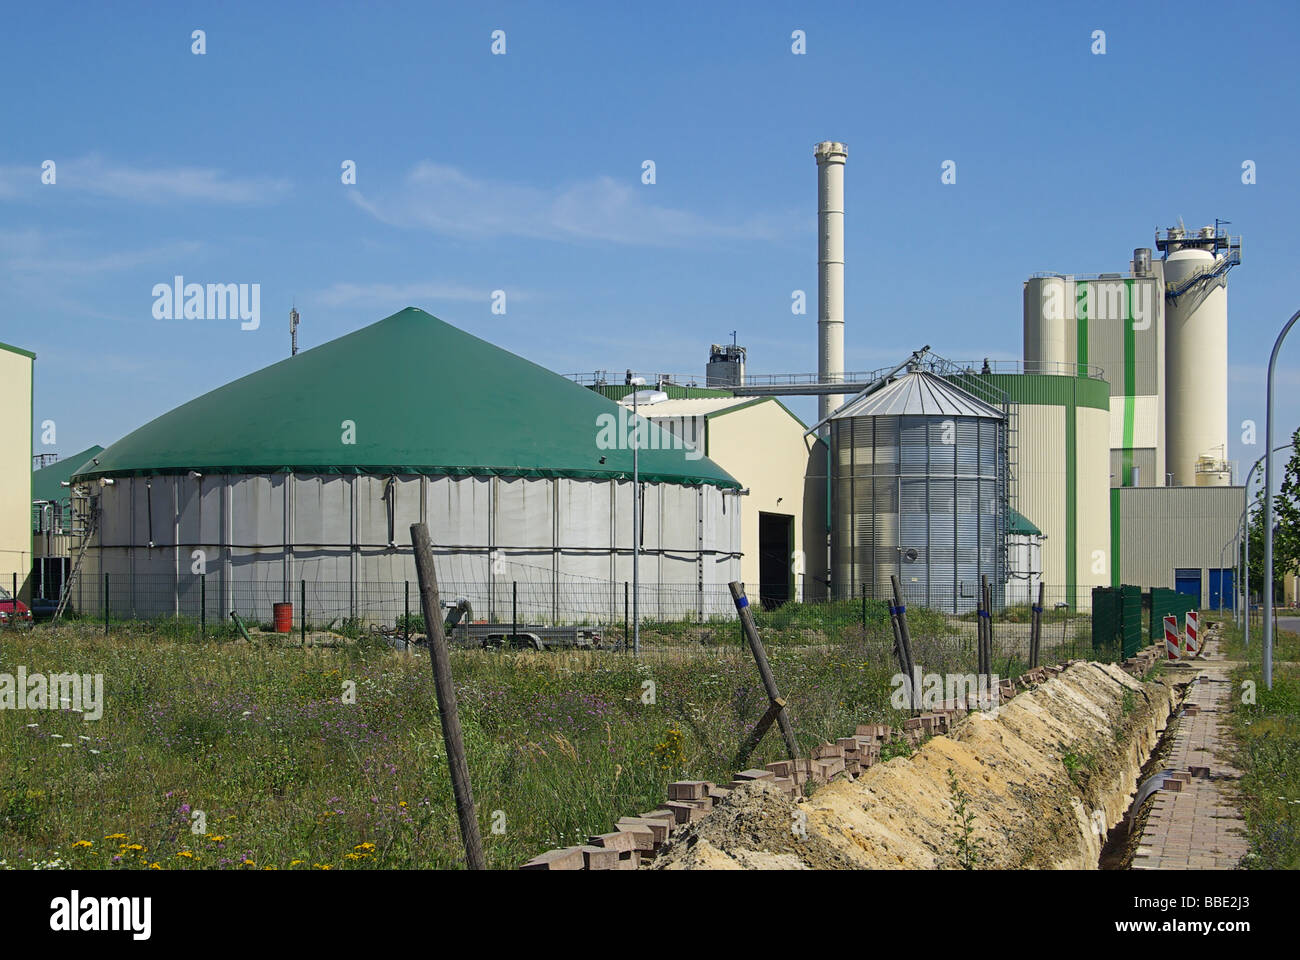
1130,637,1249,870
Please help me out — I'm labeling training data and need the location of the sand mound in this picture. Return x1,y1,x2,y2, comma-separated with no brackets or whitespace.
652,662,1176,870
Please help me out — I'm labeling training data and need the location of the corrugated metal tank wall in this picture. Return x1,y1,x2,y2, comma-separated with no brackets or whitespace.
78,473,741,622
831,413,1006,612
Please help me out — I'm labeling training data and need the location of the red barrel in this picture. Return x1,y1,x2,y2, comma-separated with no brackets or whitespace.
273,602,293,633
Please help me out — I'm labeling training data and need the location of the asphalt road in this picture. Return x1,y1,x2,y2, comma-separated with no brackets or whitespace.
1279,616,1300,636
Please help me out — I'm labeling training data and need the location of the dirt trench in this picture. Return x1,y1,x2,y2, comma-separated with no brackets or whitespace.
652,662,1178,870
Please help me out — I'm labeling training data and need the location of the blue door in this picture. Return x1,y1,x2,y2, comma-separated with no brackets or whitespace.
1175,568,1202,607
1209,568,1235,611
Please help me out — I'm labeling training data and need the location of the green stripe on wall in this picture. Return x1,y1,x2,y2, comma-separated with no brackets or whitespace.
1121,279,1137,485
1110,487,1121,586
1076,286,1089,377
1065,384,1077,606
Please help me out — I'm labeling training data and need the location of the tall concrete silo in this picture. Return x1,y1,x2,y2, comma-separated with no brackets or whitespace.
829,369,1007,611
1159,225,1234,486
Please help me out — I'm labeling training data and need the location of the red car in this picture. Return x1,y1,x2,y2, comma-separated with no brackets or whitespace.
0,586,33,625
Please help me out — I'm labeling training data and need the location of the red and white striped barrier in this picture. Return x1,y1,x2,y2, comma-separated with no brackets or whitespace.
1164,615,1181,660
1185,610,1200,658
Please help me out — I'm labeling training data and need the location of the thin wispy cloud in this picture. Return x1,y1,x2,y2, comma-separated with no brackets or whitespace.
0,155,289,205
5,239,203,276
350,161,791,247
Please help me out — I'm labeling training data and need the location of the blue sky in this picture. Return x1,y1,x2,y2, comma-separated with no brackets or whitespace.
3,1,1299,482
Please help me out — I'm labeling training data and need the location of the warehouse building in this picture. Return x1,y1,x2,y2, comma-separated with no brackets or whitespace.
1,340,35,604
71,309,742,623
613,392,827,607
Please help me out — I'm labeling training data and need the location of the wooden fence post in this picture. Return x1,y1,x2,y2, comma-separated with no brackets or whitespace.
728,581,800,760
411,522,486,870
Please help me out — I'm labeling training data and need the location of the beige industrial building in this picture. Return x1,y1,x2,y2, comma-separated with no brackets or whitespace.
1,341,35,602
616,393,827,606
1111,486,1241,608
1025,227,1246,609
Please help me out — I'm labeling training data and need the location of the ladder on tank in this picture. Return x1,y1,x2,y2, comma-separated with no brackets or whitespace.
53,501,98,622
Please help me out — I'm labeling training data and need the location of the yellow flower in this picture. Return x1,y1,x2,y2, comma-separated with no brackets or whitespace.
72,840,93,849
344,853,361,860
104,833,127,840
313,863,333,870
148,862,161,870
398,801,407,808
353,842,375,851
177,851,195,859
207,835,228,842
241,859,256,867
289,859,304,866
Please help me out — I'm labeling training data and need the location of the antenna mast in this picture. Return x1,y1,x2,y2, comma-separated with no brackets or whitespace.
290,304,300,357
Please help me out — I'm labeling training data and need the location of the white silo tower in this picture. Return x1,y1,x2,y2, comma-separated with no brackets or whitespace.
1023,275,1070,373
815,142,847,427
1158,224,1240,486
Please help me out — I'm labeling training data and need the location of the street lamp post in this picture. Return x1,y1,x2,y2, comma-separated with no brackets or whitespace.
629,378,645,656
1239,444,1293,646
1263,308,1300,690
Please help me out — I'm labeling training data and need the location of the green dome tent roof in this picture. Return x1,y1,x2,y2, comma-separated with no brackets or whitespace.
34,445,104,504
74,308,739,489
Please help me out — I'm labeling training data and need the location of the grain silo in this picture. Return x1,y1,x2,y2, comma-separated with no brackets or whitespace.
829,369,1007,611
70,308,741,623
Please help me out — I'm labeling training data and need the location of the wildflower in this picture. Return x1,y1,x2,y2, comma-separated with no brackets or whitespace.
148,862,161,870
313,863,333,870
289,859,304,866
72,840,93,849
353,843,375,852
105,833,127,840
207,835,228,842
177,851,195,859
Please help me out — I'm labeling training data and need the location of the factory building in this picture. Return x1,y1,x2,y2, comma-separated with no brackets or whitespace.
70,309,742,622
1,340,35,604
1023,225,1245,607
1110,486,1241,609
612,392,827,607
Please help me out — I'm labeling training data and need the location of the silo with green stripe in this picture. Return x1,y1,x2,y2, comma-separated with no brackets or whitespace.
953,370,1112,609
1025,270,1166,490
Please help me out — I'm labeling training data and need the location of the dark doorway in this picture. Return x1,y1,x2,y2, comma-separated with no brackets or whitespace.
759,512,794,610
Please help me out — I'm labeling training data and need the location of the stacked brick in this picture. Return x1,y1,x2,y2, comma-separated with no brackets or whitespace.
520,658,1146,870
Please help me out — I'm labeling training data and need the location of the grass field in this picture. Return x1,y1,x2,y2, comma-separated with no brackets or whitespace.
0,615,956,870
1221,615,1300,869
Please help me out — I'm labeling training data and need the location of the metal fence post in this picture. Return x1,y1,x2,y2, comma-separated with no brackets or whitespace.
301,579,307,644
512,581,518,641
404,580,410,646
201,573,206,639
103,573,109,636
861,583,866,632
623,580,629,652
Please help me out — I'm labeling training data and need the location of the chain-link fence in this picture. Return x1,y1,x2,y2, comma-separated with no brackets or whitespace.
50,572,1112,671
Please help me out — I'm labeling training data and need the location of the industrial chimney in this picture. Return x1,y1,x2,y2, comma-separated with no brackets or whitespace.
815,141,847,428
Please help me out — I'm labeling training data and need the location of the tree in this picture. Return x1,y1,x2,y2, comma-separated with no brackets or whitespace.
1243,426,1300,602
